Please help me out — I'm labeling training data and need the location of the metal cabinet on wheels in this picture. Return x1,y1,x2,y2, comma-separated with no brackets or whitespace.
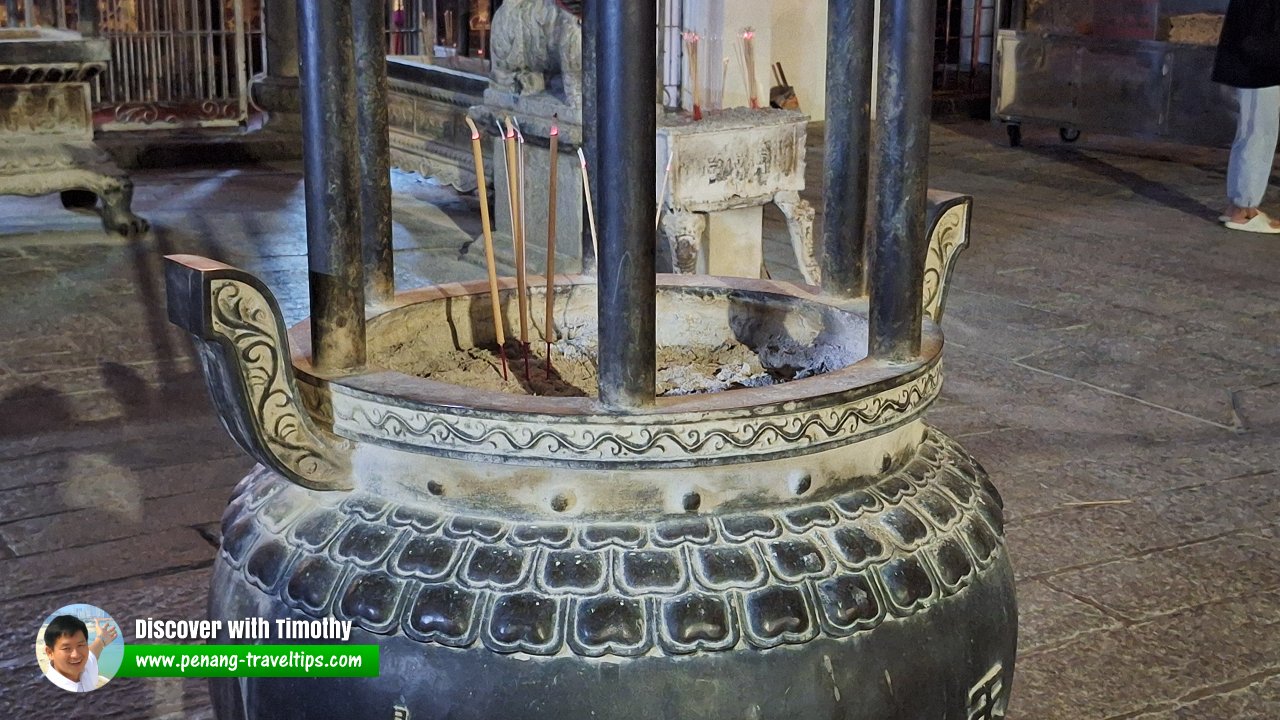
992,0,1237,148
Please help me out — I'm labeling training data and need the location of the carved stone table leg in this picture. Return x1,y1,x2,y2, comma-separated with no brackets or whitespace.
775,190,819,285
0,84,149,237
0,145,149,237
95,172,148,237
659,208,706,274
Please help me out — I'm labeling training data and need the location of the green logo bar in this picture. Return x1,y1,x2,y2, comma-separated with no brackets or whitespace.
117,645,379,678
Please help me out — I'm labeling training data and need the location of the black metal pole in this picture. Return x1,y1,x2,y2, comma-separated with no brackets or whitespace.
5,0,16,28
869,0,935,360
298,0,366,369
580,0,599,273
821,0,876,297
354,0,394,305
596,0,656,408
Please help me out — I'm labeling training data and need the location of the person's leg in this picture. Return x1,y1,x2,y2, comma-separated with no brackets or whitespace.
1225,86,1280,225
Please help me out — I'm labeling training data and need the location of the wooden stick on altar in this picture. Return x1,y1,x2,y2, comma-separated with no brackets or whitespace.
464,116,509,380
545,118,560,376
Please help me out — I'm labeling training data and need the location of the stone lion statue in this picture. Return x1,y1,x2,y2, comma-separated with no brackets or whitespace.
490,0,582,107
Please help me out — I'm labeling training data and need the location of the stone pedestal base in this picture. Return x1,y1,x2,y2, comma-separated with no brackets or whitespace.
0,76,147,236
251,75,302,133
388,59,489,192
705,206,764,276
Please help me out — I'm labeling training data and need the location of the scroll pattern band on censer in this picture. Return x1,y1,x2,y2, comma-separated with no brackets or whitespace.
331,365,942,466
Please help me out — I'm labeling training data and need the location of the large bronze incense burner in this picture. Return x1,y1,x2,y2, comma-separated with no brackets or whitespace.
166,1,1016,718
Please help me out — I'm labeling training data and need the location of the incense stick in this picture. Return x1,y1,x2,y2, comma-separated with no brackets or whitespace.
498,118,518,239
510,117,531,382
464,116,508,381
732,42,749,108
720,57,729,110
682,31,702,120
741,28,759,109
499,119,521,368
655,146,674,231
545,119,559,377
577,147,599,261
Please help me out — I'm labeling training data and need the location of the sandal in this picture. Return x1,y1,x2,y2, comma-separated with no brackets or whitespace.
1223,212,1280,234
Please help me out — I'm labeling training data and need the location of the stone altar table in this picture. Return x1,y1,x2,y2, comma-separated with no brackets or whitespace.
657,108,817,283
387,56,490,192
0,27,147,236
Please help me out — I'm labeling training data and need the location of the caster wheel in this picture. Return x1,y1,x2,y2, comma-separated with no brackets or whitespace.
1059,128,1081,143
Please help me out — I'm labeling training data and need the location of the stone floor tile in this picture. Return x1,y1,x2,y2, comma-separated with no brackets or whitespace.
943,346,1216,439
1007,472,1277,580
0,527,214,602
1,486,235,556
0,416,239,492
1010,589,1280,720
1020,339,1275,425
942,288,1086,362
1,455,248,525
1124,674,1280,720
1014,579,1120,654
1045,528,1280,623
1232,384,1280,434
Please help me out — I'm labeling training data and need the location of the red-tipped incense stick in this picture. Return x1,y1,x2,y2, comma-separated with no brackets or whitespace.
682,31,702,120
742,29,759,109
499,119,521,379
655,146,674,230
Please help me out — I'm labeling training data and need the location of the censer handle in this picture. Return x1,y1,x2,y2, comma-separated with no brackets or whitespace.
164,255,354,491
921,191,973,324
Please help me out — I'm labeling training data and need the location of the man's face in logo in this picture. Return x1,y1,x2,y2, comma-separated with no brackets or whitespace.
46,630,89,680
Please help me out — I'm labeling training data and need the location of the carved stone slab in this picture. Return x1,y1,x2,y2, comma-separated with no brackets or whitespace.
386,59,488,192
658,109,808,213
0,83,92,139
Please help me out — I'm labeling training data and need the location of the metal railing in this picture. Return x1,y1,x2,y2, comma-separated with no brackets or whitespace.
934,0,996,95
658,0,683,109
2,0,262,130
93,0,261,129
